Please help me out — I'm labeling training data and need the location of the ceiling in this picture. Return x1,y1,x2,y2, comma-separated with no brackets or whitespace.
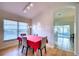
0,2,76,19
55,7,75,18
0,2,52,19
54,7,75,25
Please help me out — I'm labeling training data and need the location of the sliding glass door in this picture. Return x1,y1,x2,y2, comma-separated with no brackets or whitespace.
54,25,71,51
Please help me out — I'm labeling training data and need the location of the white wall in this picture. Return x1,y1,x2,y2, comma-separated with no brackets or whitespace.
32,8,54,46
75,4,79,55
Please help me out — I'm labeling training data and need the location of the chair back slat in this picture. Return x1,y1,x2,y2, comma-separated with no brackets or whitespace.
41,36,47,48
22,37,27,47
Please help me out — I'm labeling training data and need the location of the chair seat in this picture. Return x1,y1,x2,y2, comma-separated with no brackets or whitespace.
40,44,46,48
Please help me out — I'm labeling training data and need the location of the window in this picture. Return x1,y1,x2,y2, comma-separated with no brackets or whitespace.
4,19,17,40
18,22,29,36
4,19,30,41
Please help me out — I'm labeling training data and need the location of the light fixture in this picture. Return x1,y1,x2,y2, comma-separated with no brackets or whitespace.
23,2,34,13
30,3,34,7
24,10,27,13
27,6,30,10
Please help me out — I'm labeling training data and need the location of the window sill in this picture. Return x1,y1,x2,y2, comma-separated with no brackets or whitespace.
3,39,16,42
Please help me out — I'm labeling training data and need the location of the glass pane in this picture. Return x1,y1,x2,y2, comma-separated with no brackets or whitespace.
63,25,70,37
4,19,17,40
18,22,29,36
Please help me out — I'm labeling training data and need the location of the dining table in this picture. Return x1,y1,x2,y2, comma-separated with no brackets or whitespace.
27,35,42,52
17,35,43,55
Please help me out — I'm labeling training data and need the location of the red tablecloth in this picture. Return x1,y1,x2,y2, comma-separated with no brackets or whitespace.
17,35,42,52
27,35,42,52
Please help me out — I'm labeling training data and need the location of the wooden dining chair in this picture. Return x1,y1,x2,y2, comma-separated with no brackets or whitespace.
21,37,34,55
17,37,22,48
38,36,48,56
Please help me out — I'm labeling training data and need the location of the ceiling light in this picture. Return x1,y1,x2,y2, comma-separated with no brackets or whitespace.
30,3,34,7
24,10,27,13
27,6,30,10
23,2,34,13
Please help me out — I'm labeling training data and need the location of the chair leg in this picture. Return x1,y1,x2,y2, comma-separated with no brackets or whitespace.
44,46,46,53
22,46,24,53
26,47,28,56
18,41,21,48
39,49,42,56
44,46,47,53
32,48,34,55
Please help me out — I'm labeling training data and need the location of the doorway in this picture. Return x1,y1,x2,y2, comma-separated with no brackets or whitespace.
53,6,75,52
